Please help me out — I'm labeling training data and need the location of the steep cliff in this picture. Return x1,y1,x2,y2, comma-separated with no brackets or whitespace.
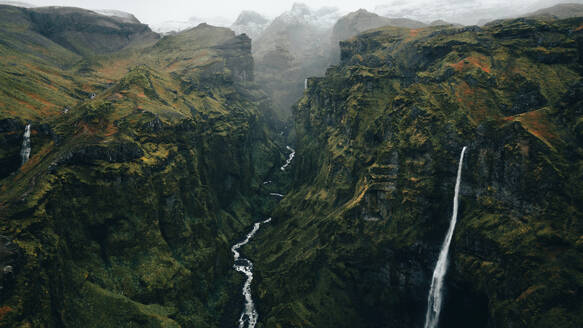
0,11,282,327
330,9,426,62
253,17,583,327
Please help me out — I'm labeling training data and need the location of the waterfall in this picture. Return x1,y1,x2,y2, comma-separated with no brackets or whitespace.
280,146,295,171
232,218,272,328
423,146,467,328
20,124,31,166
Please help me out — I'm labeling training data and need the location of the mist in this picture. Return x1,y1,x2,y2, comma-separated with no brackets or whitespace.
6,0,583,28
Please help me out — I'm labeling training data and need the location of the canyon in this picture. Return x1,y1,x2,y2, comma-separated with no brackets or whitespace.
0,2,582,328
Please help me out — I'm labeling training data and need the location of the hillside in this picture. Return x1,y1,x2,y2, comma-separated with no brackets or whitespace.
0,6,285,327
252,17,583,327
526,3,583,19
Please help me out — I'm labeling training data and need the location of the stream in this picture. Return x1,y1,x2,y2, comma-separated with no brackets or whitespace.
231,145,295,328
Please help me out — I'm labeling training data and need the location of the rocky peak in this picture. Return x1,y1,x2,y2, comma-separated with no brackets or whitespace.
231,10,270,40
290,3,311,17
275,2,342,28
330,9,426,65
233,10,269,26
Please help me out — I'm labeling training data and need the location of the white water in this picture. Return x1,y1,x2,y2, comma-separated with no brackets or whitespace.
424,146,467,328
20,124,31,166
280,146,295,171
232,218,272,328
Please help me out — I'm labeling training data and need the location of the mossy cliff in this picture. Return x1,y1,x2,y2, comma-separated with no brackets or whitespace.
0,10,283,327
252,18,583,327
1,4,583,328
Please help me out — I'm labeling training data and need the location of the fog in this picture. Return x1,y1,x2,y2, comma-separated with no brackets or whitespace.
8,0,583,27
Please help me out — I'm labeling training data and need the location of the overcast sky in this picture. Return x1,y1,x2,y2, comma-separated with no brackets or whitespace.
16,0,583,26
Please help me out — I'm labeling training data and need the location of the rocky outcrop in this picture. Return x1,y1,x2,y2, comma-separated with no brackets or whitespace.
331,9,426,55
213,34,254,82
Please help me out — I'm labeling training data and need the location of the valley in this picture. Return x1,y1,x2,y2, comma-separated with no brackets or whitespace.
0,2,582,328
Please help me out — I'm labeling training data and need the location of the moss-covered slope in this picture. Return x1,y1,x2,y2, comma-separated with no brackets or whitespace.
253,17,583,328
0,15,283,327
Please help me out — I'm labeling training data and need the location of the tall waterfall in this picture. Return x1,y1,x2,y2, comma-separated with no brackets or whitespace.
20,124,31,166
232,218,272,328
424,146,467,328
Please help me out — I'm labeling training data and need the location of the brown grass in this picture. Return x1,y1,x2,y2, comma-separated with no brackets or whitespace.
504,109,558,149
516,285,544,301
103,122,118,137
450,55,491,73
97,58,133,79
409,29,420,37
0,306,13,321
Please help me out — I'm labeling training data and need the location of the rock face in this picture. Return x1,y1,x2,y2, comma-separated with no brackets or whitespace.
253,17,583,327
0,9,281,327
332,9,425,47
330,9,426,65
0,119,25,179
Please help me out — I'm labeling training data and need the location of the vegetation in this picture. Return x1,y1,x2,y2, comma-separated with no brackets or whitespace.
252,17,583,328
0,4,582,328
0,7,283,327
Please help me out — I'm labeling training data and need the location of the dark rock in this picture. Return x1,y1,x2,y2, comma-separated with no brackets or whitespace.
58,142,144,165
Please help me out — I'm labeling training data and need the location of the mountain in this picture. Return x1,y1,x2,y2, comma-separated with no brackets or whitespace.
526,3,583,19
329,9,427,64
231,10,270,40
93,9,141,24
429,19,459,26
18,6,159,56
0,1,33,7
1,2,583,328
152,16,232,35
252,17,583,327
0,5,284,327
253,3,343,120
332,9,426,45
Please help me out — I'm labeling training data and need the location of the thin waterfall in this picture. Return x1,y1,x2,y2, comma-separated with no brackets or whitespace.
424,146,467,328
20,124,31,166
